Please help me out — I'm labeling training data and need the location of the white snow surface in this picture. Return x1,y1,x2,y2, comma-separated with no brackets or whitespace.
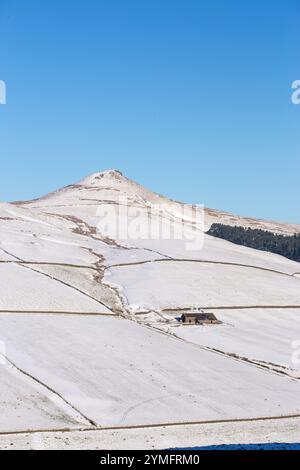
0,363,82,433
159,308,300,375
1,416,300,450
0,170,299,446
1,314,300,429
0,264,110,313
106,261,300,310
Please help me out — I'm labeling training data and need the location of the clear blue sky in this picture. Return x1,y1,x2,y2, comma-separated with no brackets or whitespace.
0,0,299,222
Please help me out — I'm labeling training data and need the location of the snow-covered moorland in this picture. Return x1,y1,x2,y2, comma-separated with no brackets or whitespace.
0,170,299,449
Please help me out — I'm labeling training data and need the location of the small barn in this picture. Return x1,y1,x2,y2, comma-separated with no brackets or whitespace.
180,312,221,325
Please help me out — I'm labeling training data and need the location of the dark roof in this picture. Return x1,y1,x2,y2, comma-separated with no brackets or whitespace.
181,312,218,321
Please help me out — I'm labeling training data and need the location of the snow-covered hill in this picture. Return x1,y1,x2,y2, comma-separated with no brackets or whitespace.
17,169,300,234
0,170,300,447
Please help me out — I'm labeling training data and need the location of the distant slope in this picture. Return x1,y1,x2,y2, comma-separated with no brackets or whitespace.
204,207,300,235
207,224,300,262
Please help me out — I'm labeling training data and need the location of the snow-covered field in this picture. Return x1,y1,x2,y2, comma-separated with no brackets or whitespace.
0,362,83,433
155,308,300,377
1,416,300,450
0,170,299,448
106,261,300,311
1,314,300,430
0,264,110,313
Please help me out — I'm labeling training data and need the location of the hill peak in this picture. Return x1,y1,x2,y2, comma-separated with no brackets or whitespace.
78,169,125,186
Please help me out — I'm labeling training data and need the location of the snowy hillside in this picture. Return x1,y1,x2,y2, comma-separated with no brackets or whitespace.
0,169,300,448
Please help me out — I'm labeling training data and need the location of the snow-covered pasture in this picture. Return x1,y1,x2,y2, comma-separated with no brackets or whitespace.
0,363,82,433
0,171,300,444
106,261,300,311
0,264,109,313
0,314,300,429
161,308,300,375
